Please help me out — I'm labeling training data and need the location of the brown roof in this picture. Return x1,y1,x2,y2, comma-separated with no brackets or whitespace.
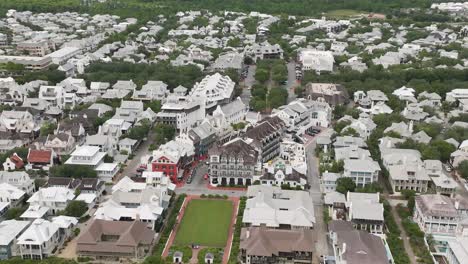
245,117,283,144
79,178,104,192
77,219,155,254
304,83,349,106
260,169,306,182
334,229,388,264
240,227,314,257
28,149,52,163
416,194,458,218
328,220,354,232
10,153,24,169
58,122,81,136
209,138,259,164
47,132,71,142
48,177,81,189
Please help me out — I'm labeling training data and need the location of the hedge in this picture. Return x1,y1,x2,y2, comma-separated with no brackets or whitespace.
228,197,247,264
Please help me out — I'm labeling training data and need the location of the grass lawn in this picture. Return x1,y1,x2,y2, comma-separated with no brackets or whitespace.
326,9,363,18
174,199,233,247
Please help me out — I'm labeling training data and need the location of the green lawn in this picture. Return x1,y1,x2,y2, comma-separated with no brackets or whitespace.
174,199,233,247
325,9,363,18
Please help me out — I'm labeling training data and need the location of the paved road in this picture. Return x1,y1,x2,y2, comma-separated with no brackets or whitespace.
240,65,256,106
114,130,156,183
305,132,331,262
286,61,298,103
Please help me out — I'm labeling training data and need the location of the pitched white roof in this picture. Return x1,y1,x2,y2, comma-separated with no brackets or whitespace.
51,215,78,229
17,219,60,245
112,176,146,193
0,182,25,200
20,205,49,219
27,187,74,203
0,220,30,246
243,186,315,228
75,193,97,204
347,192,384,222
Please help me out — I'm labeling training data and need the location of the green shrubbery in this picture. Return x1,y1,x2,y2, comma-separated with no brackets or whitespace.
228,197,247,264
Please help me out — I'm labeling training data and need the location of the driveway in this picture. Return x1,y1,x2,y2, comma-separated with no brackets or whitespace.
240,65,255,106
114,130,156,183
286,61,298,103
305,130,331,262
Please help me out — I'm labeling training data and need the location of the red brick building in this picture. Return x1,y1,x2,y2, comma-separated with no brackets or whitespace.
150,136,194,182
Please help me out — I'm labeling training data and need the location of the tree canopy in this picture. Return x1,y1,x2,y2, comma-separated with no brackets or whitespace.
50,165,97,178
60,200,88,217
336,177,356,194
458,160,468,179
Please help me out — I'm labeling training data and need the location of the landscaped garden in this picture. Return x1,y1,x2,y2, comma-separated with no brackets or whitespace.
174,199,233,247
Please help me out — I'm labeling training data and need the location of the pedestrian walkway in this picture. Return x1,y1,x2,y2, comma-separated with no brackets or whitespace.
390,204,417,264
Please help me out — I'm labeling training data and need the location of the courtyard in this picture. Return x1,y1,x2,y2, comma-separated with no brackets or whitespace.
174,199,234,247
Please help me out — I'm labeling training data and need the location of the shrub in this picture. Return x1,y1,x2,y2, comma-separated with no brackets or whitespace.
73,228,81,237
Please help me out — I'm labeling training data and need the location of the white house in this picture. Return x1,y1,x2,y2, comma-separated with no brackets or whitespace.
17,219,61,260
343,159,380,188
0,111,36,133
346,192,384,234
94,176,171,229
156,95,205,132
254,158,308,189
118,138,138,154
211,97,248,126
38,86,65,109
414,194,468,236
273,98,331,130
190,73,235,110
25,187,75,216
65,146,119,182
0,171,34,195
51,215,78,239
243,185,315,229
446,89,468,103
321,172,342,193
0,183,26,207
298,49,334,72
0,220,30,260
133,81,168,101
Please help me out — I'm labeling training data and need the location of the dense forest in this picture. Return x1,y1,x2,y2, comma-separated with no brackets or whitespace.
0,0,435,20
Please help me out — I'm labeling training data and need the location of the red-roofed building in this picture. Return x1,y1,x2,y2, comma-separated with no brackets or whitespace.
2,153,25,171
27,149,54,170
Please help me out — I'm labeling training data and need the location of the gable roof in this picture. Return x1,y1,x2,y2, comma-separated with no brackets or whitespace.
27,149,52,163
77,219,155,254
240,227,314,257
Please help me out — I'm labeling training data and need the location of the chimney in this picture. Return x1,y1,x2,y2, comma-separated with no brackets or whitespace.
246,229,250,239
455,200,460,210
409,120,414,134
